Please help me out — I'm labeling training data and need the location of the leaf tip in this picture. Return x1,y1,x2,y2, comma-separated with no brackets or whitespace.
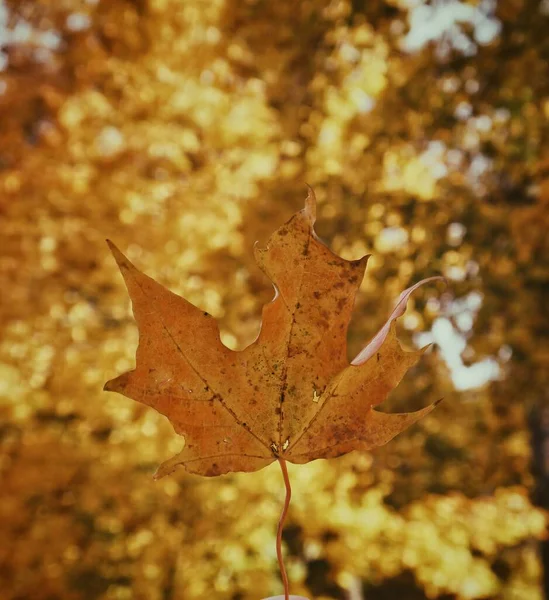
304,184,317,223
105,238,118,254
153,460,179,480
105,241,139,279
152,469,167,481
353,253,371,275
106,239,126,263
421,275,448,292
154,445,188,479
103,372,129,394
153,460,172,479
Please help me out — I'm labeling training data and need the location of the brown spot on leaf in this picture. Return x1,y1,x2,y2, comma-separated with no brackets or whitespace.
337,297,347,312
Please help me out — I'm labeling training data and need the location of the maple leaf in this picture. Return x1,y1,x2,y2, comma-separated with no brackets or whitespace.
104,189,442,478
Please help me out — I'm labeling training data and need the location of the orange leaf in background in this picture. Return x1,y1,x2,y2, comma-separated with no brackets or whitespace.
104,189,442,478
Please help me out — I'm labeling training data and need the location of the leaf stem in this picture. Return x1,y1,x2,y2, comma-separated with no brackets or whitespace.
277,457,292,600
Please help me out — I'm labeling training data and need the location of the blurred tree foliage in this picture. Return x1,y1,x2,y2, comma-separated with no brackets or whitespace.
0,0,548,599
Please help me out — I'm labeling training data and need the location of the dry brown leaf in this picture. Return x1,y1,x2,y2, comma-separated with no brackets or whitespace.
104,189,442,478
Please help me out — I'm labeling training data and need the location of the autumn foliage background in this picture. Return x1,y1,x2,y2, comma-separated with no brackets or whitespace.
1,1,549,599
